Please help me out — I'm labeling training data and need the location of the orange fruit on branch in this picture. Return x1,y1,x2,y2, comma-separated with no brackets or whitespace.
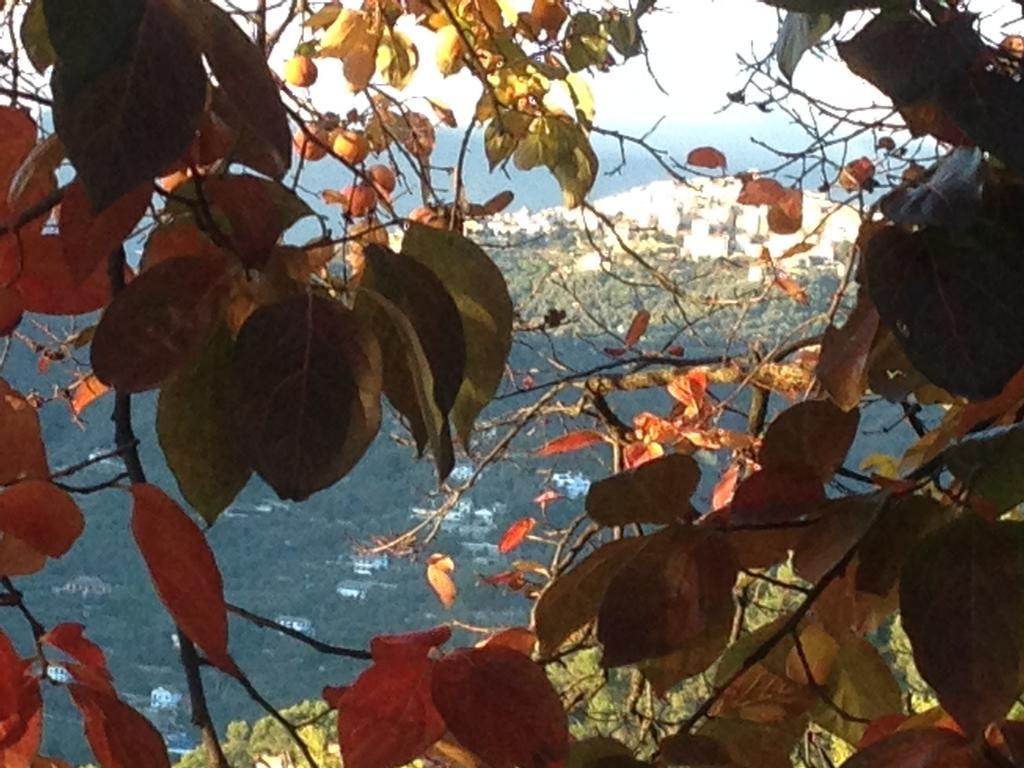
283,54,318,87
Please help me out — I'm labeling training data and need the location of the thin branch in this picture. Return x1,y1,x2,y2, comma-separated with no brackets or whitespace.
227,603,372,660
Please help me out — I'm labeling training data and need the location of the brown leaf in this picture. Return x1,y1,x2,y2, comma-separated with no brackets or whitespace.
817,290,879,411
759,400,860,482
687,146,728,169
130,484,235,674
478,628,536,656
623,309,650,349
90,255,228,390
767,189,803,234
598,525,737,667
737,177,786,206
5,232,116,316
140,220,221,272
0,287,23,337
370,626,451,661
431,647,569,768
841,728,978,768
586,453,700,527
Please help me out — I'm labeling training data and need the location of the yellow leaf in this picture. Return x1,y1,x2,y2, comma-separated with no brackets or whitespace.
319,9,379,92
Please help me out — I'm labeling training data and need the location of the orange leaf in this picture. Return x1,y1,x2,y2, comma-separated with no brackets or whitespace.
711,461,741,511
536,430,605,456
0,536,47,577
41,624,108,675
129,484,235,673
773,272,809,304
371,626,452,661
337,656,445,768
686,146,728,169
623,440,663,469
69,684,170,768
70,374,110,416
426,555,457,609
737,177,785,206
624,309,650,349
481,190,514,215
431,646,569,768
0,379,49,485
498,517,536,554
0,287,23,337
667,370,708,421
0,481,83,558
58,180,150,285
478,628,537,656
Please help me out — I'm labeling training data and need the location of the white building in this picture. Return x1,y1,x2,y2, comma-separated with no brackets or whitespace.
336,581,369,600
552,471,590,499
352,553,389,575
275,616,314,635
150,686,183,710
46,665,72,684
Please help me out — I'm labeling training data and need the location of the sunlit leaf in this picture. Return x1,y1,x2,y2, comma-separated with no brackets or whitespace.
817,289,879,411
686,147,727,169
737,177,786,206
91,255,231,393
130,483,235,673
234,294,382,501
537,430,606,456
337,656,445,768
426,553,457,609
498,518,536,555
320,9,380,92
623,309,650,349
774,12,834,82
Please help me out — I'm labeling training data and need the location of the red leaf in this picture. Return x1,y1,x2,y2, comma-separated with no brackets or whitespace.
202,175,289,269
41,624,108,675
623,441,664,469
667,344,686,357
737,177,786,206
536,430,605,456
859,714,910,749
686,146,728,169
371,627,452,661
624,309,650,349
842,728,973,768
498,518,536,554
0,629,42,765
431,647,569,768
667,370,708,421
69,684,170,768
337,657,445,768
0,287,23,337
603,347,627,358
479,570,527,590
0,481,83,558
3,231,118,316
58,180,150,285
322,685,347,709
0,380,49,486
129,484,235,674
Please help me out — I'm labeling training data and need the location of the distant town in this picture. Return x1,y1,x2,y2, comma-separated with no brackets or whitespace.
465,176,860,279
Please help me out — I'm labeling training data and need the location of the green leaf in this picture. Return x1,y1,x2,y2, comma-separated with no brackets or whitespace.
91,255,231,393
533,536,648,657
514,116,598,208
900,517,1024,736
865,222,1024,401
357,245,465,482
167,0,292,178
564,12,607,72
598,525,737,667
606,11,642,59
234,294,382,501
158,326,251,525
567,737,645,768
812,637,903,745
21,0,55,74
400,224,513,449
946,425,1024,513
47,0,206,211
585,453,700,527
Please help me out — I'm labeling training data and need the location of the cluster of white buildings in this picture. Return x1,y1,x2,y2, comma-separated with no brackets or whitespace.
466,177,861,271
